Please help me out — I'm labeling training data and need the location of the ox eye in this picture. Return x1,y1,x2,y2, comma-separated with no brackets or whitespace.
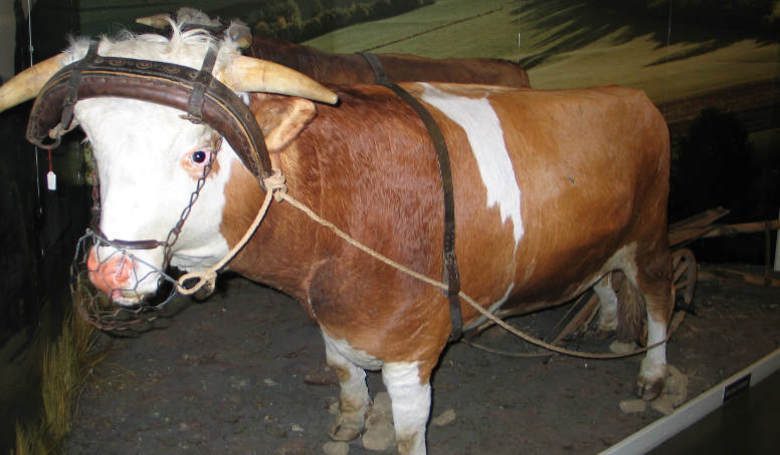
191,150,209,164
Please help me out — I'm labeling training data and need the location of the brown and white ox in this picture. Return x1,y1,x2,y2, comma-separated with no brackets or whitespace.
0,26,672,455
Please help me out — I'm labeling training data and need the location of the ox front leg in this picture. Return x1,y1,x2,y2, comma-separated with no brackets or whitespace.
324,338,370,441
382,362,431,455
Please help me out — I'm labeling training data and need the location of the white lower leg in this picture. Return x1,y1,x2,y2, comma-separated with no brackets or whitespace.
639,315,668,399
594,274,619,332
324,337,370,440
641,316,668,379
382,362,431,455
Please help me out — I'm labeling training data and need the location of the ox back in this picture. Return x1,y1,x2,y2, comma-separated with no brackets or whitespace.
249,36,530,88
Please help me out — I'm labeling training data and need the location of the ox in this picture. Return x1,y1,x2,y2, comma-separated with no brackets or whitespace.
0,25,672,455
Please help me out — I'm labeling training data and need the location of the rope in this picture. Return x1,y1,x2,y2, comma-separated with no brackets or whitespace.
175,171,286,295
179,174,674,360
275,190,673,360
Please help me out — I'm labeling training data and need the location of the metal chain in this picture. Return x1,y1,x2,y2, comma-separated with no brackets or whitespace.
162,150,216,267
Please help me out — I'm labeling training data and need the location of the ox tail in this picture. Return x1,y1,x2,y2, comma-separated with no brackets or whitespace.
614,271,647,344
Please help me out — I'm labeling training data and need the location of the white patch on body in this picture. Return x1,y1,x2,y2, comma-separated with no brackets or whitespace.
419,83,524,248
382,362,430,455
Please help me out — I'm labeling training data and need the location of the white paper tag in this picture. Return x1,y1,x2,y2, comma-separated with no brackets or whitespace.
46,171,57,191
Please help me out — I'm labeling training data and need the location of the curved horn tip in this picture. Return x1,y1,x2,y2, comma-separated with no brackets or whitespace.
321,92,339,105
222,56,339,105
0,53,66,113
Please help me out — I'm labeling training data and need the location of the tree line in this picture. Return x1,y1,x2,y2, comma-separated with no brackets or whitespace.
248,0,434,42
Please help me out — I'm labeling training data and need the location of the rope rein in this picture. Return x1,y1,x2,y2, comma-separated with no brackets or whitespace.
175,172,673,360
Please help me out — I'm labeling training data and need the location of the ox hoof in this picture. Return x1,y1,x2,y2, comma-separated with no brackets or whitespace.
637,364,667,401
329,420,363,442
636,377,665,401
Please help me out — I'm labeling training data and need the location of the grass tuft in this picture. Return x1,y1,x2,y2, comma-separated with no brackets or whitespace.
14,307,103,454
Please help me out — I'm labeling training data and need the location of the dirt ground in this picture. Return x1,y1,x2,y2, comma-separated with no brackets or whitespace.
64,265,780,454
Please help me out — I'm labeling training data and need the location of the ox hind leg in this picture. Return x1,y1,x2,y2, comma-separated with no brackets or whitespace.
324,338,370,441
625,247,674,400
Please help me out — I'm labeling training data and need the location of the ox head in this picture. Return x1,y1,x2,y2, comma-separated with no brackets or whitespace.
0,23,336,306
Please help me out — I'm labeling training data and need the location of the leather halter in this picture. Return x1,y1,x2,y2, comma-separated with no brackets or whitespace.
26,41,273,186
360,52,464,342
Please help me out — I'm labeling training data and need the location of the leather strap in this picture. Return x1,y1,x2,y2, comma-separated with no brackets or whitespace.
183,45,218,124
27,45,273,187
360,52,463,342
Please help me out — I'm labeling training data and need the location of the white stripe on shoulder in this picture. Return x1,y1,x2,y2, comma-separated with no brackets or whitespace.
419,83,523,247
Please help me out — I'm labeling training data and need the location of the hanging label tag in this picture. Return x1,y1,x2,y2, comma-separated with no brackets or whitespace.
46,171,57,191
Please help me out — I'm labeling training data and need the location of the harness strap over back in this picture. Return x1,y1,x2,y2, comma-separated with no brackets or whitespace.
360,52,464,342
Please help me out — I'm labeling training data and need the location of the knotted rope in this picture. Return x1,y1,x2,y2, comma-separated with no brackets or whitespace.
175,171,287,296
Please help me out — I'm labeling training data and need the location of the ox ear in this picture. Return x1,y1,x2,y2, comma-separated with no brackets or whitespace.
250,93,316,154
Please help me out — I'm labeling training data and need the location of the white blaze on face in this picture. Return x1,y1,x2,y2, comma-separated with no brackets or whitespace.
419,83,524,248
76,97,237,299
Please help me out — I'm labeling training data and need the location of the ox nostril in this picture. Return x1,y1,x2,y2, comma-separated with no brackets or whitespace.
86,248,135,297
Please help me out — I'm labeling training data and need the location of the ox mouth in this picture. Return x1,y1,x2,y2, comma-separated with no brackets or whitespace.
109,272,178,308
110,289,145,306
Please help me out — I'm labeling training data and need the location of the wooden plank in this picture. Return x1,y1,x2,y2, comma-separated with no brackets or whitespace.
701,219,780,238
669,207,730,231
668,207,730,247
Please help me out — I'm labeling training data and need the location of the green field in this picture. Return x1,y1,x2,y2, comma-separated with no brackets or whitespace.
305,0,779,102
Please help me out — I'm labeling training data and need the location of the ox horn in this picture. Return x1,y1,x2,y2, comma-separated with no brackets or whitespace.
0,53,67,113
219,56,338,105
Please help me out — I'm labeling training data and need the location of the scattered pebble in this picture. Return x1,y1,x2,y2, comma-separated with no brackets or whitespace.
291,423,304,433
229,376,251,390
322,441,350,455
304,366,339,386
327,399,340,415
264,378,279,387
362,392,396,451
432,408,457,427
619,399,647,414
651,397,675,415
652,365,689,415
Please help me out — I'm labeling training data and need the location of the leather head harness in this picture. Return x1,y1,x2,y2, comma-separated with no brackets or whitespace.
26,41,272,186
